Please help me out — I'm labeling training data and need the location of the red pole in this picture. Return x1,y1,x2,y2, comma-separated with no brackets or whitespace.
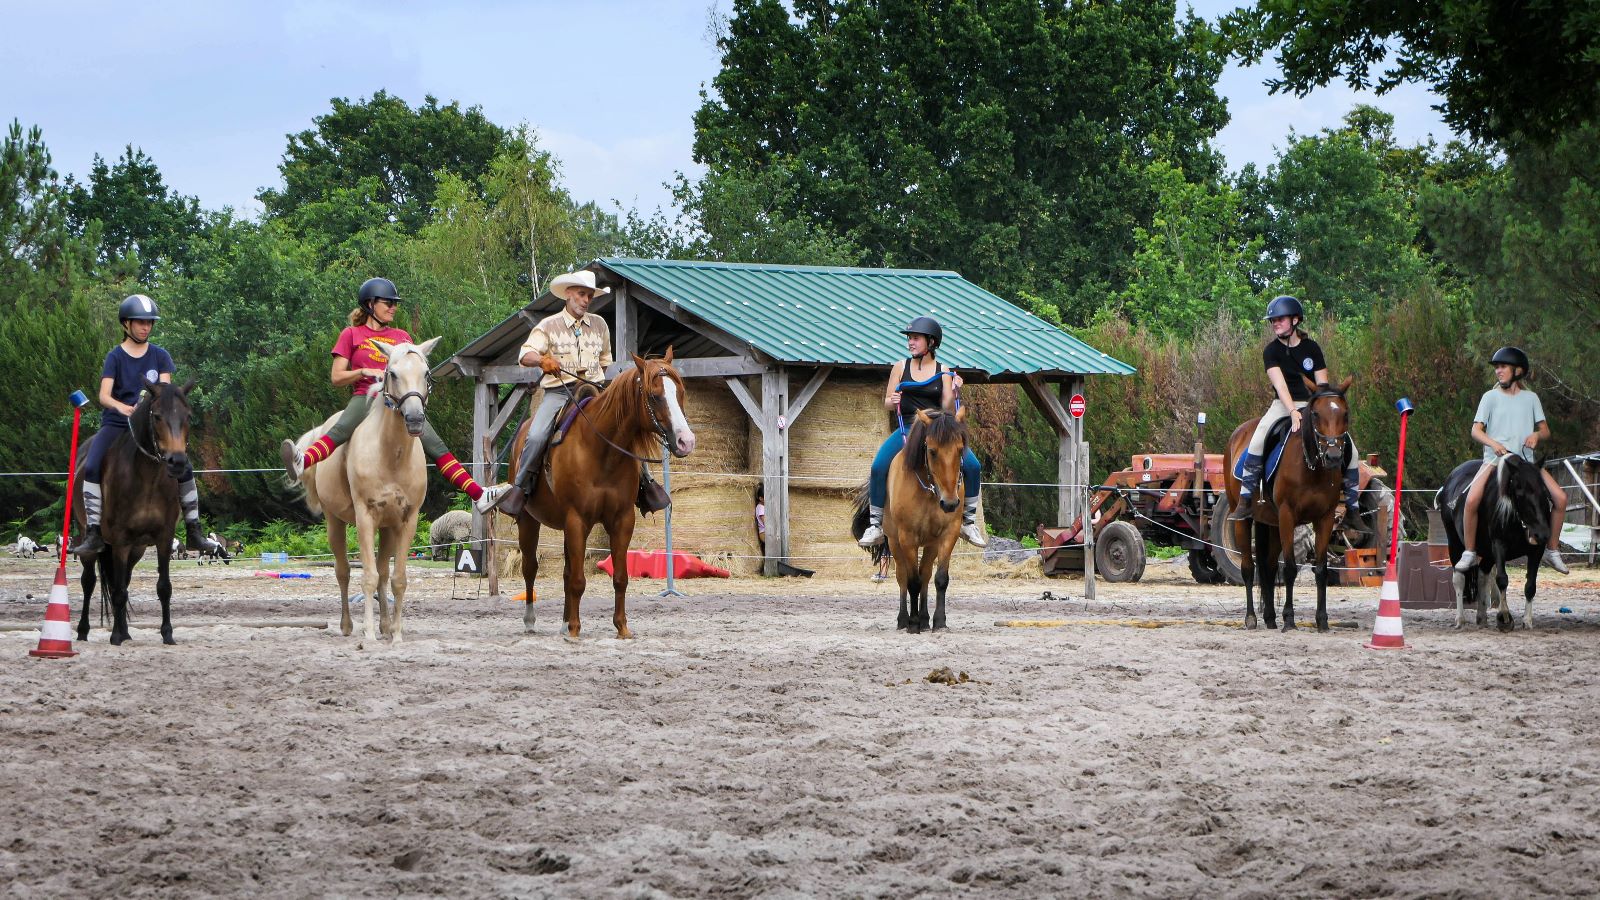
1387,397,1415,570
57,404,84,570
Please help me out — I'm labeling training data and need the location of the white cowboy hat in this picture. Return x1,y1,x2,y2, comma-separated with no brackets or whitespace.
548,269,610,299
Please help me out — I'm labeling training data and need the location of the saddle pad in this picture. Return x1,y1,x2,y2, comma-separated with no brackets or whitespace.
554,396,593,440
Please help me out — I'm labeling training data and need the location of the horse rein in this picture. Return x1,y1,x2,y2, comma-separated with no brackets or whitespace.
131,396,170,465
1302,388,1350,472
380,347,433,412
553,363,674,462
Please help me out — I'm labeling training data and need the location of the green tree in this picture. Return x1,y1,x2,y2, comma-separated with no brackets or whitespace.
1424,122,1600,443
65,146,203,278
1,120,77,295
1116,159,1260,332
260,91,509,246
1225,0,1600,146
1239,107,1430,319
693,0,1229,322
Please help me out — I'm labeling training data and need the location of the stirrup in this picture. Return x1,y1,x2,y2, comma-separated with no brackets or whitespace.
1228,496,1255,521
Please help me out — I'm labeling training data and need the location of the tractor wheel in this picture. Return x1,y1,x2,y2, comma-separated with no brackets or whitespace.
1187,549,1227,585
1094,521,1146,583
1210,502,1303,586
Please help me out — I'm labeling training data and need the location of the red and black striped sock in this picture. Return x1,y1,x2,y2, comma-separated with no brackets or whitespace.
301,435,337,468
435,452,483,501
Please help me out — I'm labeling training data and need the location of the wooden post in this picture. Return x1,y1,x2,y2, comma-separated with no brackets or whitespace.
471,381,494,544
761,367,789,577
483,434,500,601
1061,378,1085,528
613,283,636,359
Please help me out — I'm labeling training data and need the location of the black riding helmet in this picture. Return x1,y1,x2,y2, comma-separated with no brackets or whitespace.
357,277,403,313
900,316,943,351
118,294,160,322
1262,295,1303,321
1490,346,1530,380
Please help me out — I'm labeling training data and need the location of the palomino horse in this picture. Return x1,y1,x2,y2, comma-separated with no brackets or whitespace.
293,338,438,644
73,380,197,645
1437,454,1553,631
885,407,968,634
1223,376,1354,632
506,350,695,639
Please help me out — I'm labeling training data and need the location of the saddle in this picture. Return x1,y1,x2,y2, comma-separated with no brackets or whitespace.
1234,416,1351,506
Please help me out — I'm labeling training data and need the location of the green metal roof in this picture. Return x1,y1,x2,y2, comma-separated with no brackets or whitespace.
599,258,1135,379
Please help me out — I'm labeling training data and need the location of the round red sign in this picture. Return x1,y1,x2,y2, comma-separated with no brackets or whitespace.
1068,394,1086,419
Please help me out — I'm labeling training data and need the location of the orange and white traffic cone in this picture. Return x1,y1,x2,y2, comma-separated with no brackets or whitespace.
29,564,78,659
1364,558,1407,650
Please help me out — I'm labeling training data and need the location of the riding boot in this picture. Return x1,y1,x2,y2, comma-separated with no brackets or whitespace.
1229,453,1263,521
960,496,987,547
178,478,207,551
1342,469,1362,524
73,482,106,555
858,506,886,547
185,519,216,553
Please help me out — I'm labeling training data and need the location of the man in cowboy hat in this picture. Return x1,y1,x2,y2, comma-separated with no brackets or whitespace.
496,269,615,515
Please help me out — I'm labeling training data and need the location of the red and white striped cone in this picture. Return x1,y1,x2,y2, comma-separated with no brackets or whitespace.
28,564,78,659
1364,558,1408,650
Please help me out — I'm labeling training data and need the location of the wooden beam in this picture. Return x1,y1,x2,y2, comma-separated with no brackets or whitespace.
784,366,833,428
488,385,528,442
1021,373,1072,434
471,381,495,543
626,283,751,356
613,283,635,360
655,356,767,378
761,368,790,576
481,365,541,385
725,376,764,432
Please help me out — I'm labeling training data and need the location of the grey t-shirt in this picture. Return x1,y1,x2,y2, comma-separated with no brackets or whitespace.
1473,387,1546,463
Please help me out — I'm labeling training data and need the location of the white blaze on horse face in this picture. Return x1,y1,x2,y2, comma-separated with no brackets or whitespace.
660,377,695,457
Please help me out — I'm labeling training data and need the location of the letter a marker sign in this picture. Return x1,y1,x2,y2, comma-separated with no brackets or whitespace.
455,547,483,575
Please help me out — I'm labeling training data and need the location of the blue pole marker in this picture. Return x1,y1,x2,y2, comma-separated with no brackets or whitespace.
68,389,90,408
1395,397,1414,415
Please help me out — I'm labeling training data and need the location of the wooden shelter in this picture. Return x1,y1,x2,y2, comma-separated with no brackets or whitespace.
434,259,1135,576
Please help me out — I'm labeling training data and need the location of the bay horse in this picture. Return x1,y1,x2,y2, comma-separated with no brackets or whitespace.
506,350,695,640
885,407,968,634
292,338,437,644
1436,454,1552,631
73,380,197,645
1222,376,1354,632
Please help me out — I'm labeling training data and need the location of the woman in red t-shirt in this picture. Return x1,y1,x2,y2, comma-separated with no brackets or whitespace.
280,278,508,513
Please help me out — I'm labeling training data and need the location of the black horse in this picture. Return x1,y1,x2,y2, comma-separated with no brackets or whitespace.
1436,454,1553,632
72,381,196,645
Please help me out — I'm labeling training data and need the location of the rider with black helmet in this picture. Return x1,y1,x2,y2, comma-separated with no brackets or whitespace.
856,316,987,549
1230,295,1363,522
1453,347,1569,573
71,295,218,555
279,277,509,513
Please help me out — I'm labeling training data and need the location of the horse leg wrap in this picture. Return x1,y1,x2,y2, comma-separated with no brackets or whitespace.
178,478,201,522
1343,468,1360,517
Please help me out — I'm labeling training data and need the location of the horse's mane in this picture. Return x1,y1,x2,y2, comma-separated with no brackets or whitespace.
584,357,682,457
1491,454,1549,530
903,411,966,480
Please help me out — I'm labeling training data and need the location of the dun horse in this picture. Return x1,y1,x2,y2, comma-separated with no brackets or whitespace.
73,380,197,645
1223,376,1354,632
1436,454,1552,631
291,338,438,644
506,351,695,640
885,407,968,634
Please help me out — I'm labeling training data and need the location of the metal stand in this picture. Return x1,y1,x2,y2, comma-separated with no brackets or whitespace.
658,450,684,598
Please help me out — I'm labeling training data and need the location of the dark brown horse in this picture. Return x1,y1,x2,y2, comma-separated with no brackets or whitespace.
1223,376,1354,632
73,381,196,645
885,407,968,634
506,351,696,639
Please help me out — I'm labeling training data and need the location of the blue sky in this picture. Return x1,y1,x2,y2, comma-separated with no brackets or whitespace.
4,1,1451,219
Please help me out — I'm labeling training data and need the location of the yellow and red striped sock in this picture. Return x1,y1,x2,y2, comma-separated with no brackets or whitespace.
435,452,483,500
302,435,337,468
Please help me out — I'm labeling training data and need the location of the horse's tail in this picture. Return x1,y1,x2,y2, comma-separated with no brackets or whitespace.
288,411,346,517
849,481,887,564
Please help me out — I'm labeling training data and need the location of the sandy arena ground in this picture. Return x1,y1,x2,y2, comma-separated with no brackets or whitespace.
2,552,1598,898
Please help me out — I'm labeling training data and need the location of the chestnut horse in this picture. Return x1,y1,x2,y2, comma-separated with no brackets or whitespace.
885,407,968,634
73,380,197,645
506,351,695,639
1222,376,1354,632
292,338,437,644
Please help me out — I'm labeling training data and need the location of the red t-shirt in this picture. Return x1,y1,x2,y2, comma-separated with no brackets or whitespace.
332,324,412,396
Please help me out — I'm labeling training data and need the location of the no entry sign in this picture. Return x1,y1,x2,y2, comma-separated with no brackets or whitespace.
1068,394,1086,419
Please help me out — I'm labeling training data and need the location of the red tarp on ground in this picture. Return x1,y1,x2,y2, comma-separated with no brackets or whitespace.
597,550,731,579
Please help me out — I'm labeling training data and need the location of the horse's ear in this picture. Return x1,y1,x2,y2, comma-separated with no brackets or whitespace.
955,404,968,424
418,336,442,357
1301,374,1319,394
914,409,935,427
663,345,674,363
1337,375,1354,395
630,353,646,373
180,379,197,397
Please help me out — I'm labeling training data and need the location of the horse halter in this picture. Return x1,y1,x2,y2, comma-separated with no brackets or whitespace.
132,397,171,465
381,347,433,412
1302,389,1349,472
635,369,674,450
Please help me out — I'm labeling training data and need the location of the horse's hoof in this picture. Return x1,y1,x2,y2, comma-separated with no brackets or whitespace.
1281,621,1297,632
1316,623,1329,634
162,634,176,646
616,628,634,640
110,634,126,647
1244,617,1257,630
